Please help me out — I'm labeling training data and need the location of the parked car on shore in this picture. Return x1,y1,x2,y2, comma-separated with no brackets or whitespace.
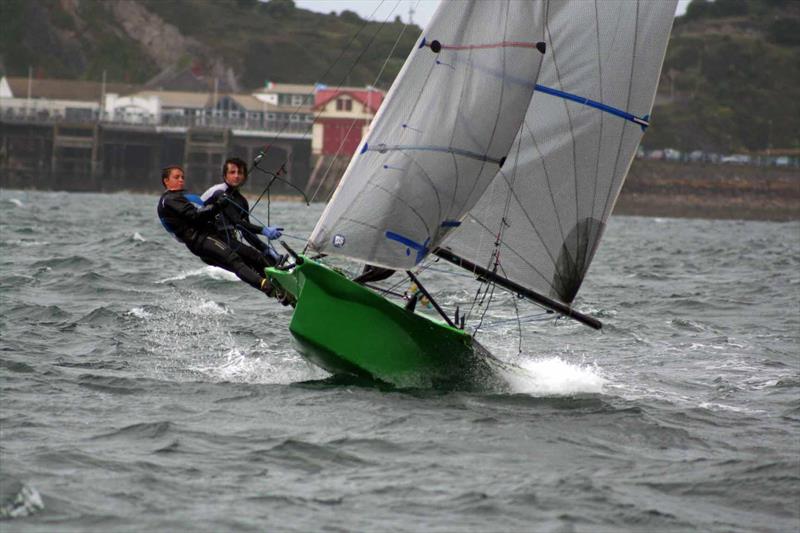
721,154,752,164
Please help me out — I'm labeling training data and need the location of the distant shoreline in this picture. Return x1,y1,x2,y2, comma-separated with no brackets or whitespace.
618,160,799,222
4,160,798,222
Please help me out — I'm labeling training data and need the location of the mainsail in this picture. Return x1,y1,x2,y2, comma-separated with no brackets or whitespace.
308,1,548,267
442,0,677,305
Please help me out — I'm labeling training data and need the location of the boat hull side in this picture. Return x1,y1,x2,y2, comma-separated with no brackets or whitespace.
267,258,493,388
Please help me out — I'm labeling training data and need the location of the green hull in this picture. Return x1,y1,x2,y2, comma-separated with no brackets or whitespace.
267,257,503,389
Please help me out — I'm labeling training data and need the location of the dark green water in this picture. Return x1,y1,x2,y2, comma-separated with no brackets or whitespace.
1,190,798,531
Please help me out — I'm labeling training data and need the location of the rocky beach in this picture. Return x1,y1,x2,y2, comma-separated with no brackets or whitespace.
617,160,799,221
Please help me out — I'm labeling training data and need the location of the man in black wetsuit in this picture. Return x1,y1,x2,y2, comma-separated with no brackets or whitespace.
201,157,283,269
157,165,277,297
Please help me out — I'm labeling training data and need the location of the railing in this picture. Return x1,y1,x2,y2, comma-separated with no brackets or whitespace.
0,106,312,135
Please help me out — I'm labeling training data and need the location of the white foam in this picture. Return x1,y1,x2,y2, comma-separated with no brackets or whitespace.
132,232,146,242
3,239,49,247
193,345,327,384
127,307,152,319
503,356,607,395
6,198,24,208
698,401,766,415
158,266,239,283
0,484,44,518
189,300,229,316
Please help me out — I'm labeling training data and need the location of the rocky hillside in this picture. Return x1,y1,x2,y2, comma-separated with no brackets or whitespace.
1,0,797,153
0,0,419,91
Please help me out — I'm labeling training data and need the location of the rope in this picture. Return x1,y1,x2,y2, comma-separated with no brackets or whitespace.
309,0,413,205
254,0,407,211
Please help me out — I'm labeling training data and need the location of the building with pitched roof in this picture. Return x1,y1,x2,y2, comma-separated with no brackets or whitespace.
312,86,384,156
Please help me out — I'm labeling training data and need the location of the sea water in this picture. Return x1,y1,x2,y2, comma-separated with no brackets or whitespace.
1,190,798,532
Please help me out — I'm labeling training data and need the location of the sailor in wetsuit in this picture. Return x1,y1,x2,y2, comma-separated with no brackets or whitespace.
157,165,276,297
201,157,283,269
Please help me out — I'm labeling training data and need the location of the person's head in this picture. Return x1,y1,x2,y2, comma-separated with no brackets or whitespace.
161,165,185,191
222,157,248,188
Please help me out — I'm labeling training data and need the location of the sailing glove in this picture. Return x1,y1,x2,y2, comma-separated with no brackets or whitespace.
261,226,283,240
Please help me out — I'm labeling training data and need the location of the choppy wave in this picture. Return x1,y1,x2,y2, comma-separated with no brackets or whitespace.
1,191,798,532
502,356,607,395
157,266,239,283
0,481,44,519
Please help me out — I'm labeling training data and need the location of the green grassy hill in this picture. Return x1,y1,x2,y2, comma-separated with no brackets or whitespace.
646,0,799,153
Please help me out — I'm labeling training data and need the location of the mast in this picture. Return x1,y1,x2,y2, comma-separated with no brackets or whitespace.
433,248,602,330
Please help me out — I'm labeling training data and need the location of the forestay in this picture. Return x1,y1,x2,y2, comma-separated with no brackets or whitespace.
308,0,547,268
442,0,677,305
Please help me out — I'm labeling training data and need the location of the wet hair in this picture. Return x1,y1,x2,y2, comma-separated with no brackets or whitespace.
222,157,248,181
161,165,184,187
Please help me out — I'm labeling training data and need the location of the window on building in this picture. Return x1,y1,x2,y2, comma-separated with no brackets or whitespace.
336,98,352,112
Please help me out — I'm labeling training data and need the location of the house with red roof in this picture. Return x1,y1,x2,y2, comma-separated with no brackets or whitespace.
312,86,385,156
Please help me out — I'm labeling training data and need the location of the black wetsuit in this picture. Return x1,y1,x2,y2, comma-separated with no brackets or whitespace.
157,190,267,290
202,183,277,270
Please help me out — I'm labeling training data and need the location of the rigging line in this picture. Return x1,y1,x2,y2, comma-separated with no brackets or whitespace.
600,1,641,223
463,261,487,324
252,166,310,203
312,0,433,212
490,122,525,272
481,157,560,273
369,0,421,129
471,276,497,338
372,257,436,300
264,0,401,211
361,283,406,299
461,214,562,297
256,0,389,154
309,30,434,234
309,0,409,205
497,260,524,354
481,311,552,328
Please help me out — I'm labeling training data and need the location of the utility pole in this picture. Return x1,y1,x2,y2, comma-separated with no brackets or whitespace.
99,69,106,122
26,66,32,117
408,2,415,25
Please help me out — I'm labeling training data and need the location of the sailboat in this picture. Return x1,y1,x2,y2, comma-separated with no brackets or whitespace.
266,0,677,388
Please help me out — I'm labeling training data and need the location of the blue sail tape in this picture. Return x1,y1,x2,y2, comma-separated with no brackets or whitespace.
385,231,429,264
534,84,650,131
365,144,503,166
434,52,650,131
440,220,461,227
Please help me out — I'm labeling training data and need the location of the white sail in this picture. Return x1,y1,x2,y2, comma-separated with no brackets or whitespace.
308,0,547,268
442,0,677,304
